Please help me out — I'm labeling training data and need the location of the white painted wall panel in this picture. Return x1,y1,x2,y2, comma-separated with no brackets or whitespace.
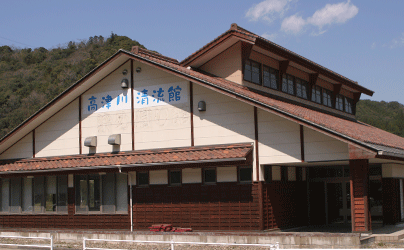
81,61,133,154
150,170,168,185
217,167,237,182
258,109,301,168
0,132,33,159
35,99,79,157
182,168,202,183
304,127,349,162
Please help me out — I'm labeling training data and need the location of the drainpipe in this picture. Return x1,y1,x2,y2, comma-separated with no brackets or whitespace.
129,172,133,232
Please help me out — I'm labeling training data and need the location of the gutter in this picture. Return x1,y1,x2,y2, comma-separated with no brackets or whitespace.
0,157,247,175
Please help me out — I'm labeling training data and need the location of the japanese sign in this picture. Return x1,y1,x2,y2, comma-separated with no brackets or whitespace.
82,82,188,114
134,82,188,109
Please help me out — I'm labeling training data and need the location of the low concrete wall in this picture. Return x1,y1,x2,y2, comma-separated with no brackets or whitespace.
0,230,361,249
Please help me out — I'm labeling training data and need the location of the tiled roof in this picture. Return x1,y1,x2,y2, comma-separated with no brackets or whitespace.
180,23,373,96
127,49,404,152
0,143,253,173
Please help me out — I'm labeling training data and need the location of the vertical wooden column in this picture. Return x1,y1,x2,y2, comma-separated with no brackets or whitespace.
254,106,264,230
382,178,401,224
350,159,371,232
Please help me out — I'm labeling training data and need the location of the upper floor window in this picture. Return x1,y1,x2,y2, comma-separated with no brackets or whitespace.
335,95,344,111
311,85,322,104
345,97,353,114
282,74,294,95
203,168,216,184
238,166,252,183
323,89,332,108
169,170,181,186
263,66,278,90
244,60,260,84
296,78,308,99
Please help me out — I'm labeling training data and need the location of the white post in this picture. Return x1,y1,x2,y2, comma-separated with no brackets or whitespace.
50,235,53,250
83,237,86,250
171,240,174,250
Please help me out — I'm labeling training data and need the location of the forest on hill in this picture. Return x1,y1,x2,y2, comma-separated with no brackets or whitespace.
0,34,403,140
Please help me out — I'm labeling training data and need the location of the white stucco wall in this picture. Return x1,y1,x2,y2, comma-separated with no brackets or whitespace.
0,132,33,159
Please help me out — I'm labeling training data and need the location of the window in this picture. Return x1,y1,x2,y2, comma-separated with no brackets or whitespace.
282,74,295,95
0,176,67,214
345,97,353,114
203,168,216,184
244,60,260,84
264,166,272,183
169,170,181,186
263,66,278,90
75,173,127,214
296,78,308,99
137,171,149,186
322,89,332,107
296,167,303,181
335,94,344,111
239,166,252,183
311,85,322,104
281,167,288,182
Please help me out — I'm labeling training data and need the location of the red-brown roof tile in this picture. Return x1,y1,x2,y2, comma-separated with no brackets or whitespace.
128,49,404,152
0,143,253,173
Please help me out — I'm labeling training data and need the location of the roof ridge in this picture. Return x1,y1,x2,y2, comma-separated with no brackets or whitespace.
131,46,179,64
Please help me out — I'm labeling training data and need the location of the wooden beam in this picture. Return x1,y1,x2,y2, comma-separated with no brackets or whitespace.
334,83,342,94
279,60,289,74
309,73,319,86
353,92,361,102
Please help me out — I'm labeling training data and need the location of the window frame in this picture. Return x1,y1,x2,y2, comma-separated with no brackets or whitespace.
168,169,182,186
75,173,128,215
335,94,344,111
296,78,309,100
202,168,216,185
243,60,261,85
137,171,149,187
263,65,279,90
238,166,252,183
345,97,354,114
322,88,333,108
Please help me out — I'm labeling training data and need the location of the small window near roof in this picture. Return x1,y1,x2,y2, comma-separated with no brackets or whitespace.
311,86,322,104
244,60,261,85
169,170,181,186
287,75,295,95
263,66,278,90
137,171,149,186
323,89,332,107
345,97,353,114
335,94,344,111
264,166,272,183
296,78,308,99
239,166,252,183
203,168,216,184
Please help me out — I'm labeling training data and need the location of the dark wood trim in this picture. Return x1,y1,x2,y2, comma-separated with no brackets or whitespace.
279,60,289,74
300,125,305,162
258,181,264,230
78,96,82,155
353,92,361,102
32,129,35,158
254,107,259,181
131,60,135,151
190,82,194,146
309,73,319,86
334,83,342,94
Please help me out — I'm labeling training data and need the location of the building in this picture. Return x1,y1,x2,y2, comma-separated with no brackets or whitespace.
0,23,404,233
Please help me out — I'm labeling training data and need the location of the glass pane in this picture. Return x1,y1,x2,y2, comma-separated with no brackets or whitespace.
1,179,9,212
116,173,127,212
316,88,321,104
282,76,288,92
57,176,68,213
251,62,260,84
263,67,271,88
22,177,32,212
302,83,308,99
270,70,278,89
170,170,181,185
10,178,21,213
243,62,251,82
239,167,252,182
75,175,87,213
138,172,149,186
88,174,100,211
34,176,44,213
102,173,115,213
46,176,56,212
311,88,316,102
296,83,302,97
204,169,216,183
288,76,294,95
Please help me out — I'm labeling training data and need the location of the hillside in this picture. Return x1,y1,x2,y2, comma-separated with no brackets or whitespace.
0,36,404,140
0,33,145,138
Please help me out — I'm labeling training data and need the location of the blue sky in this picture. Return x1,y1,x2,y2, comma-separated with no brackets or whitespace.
1,0,403,103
